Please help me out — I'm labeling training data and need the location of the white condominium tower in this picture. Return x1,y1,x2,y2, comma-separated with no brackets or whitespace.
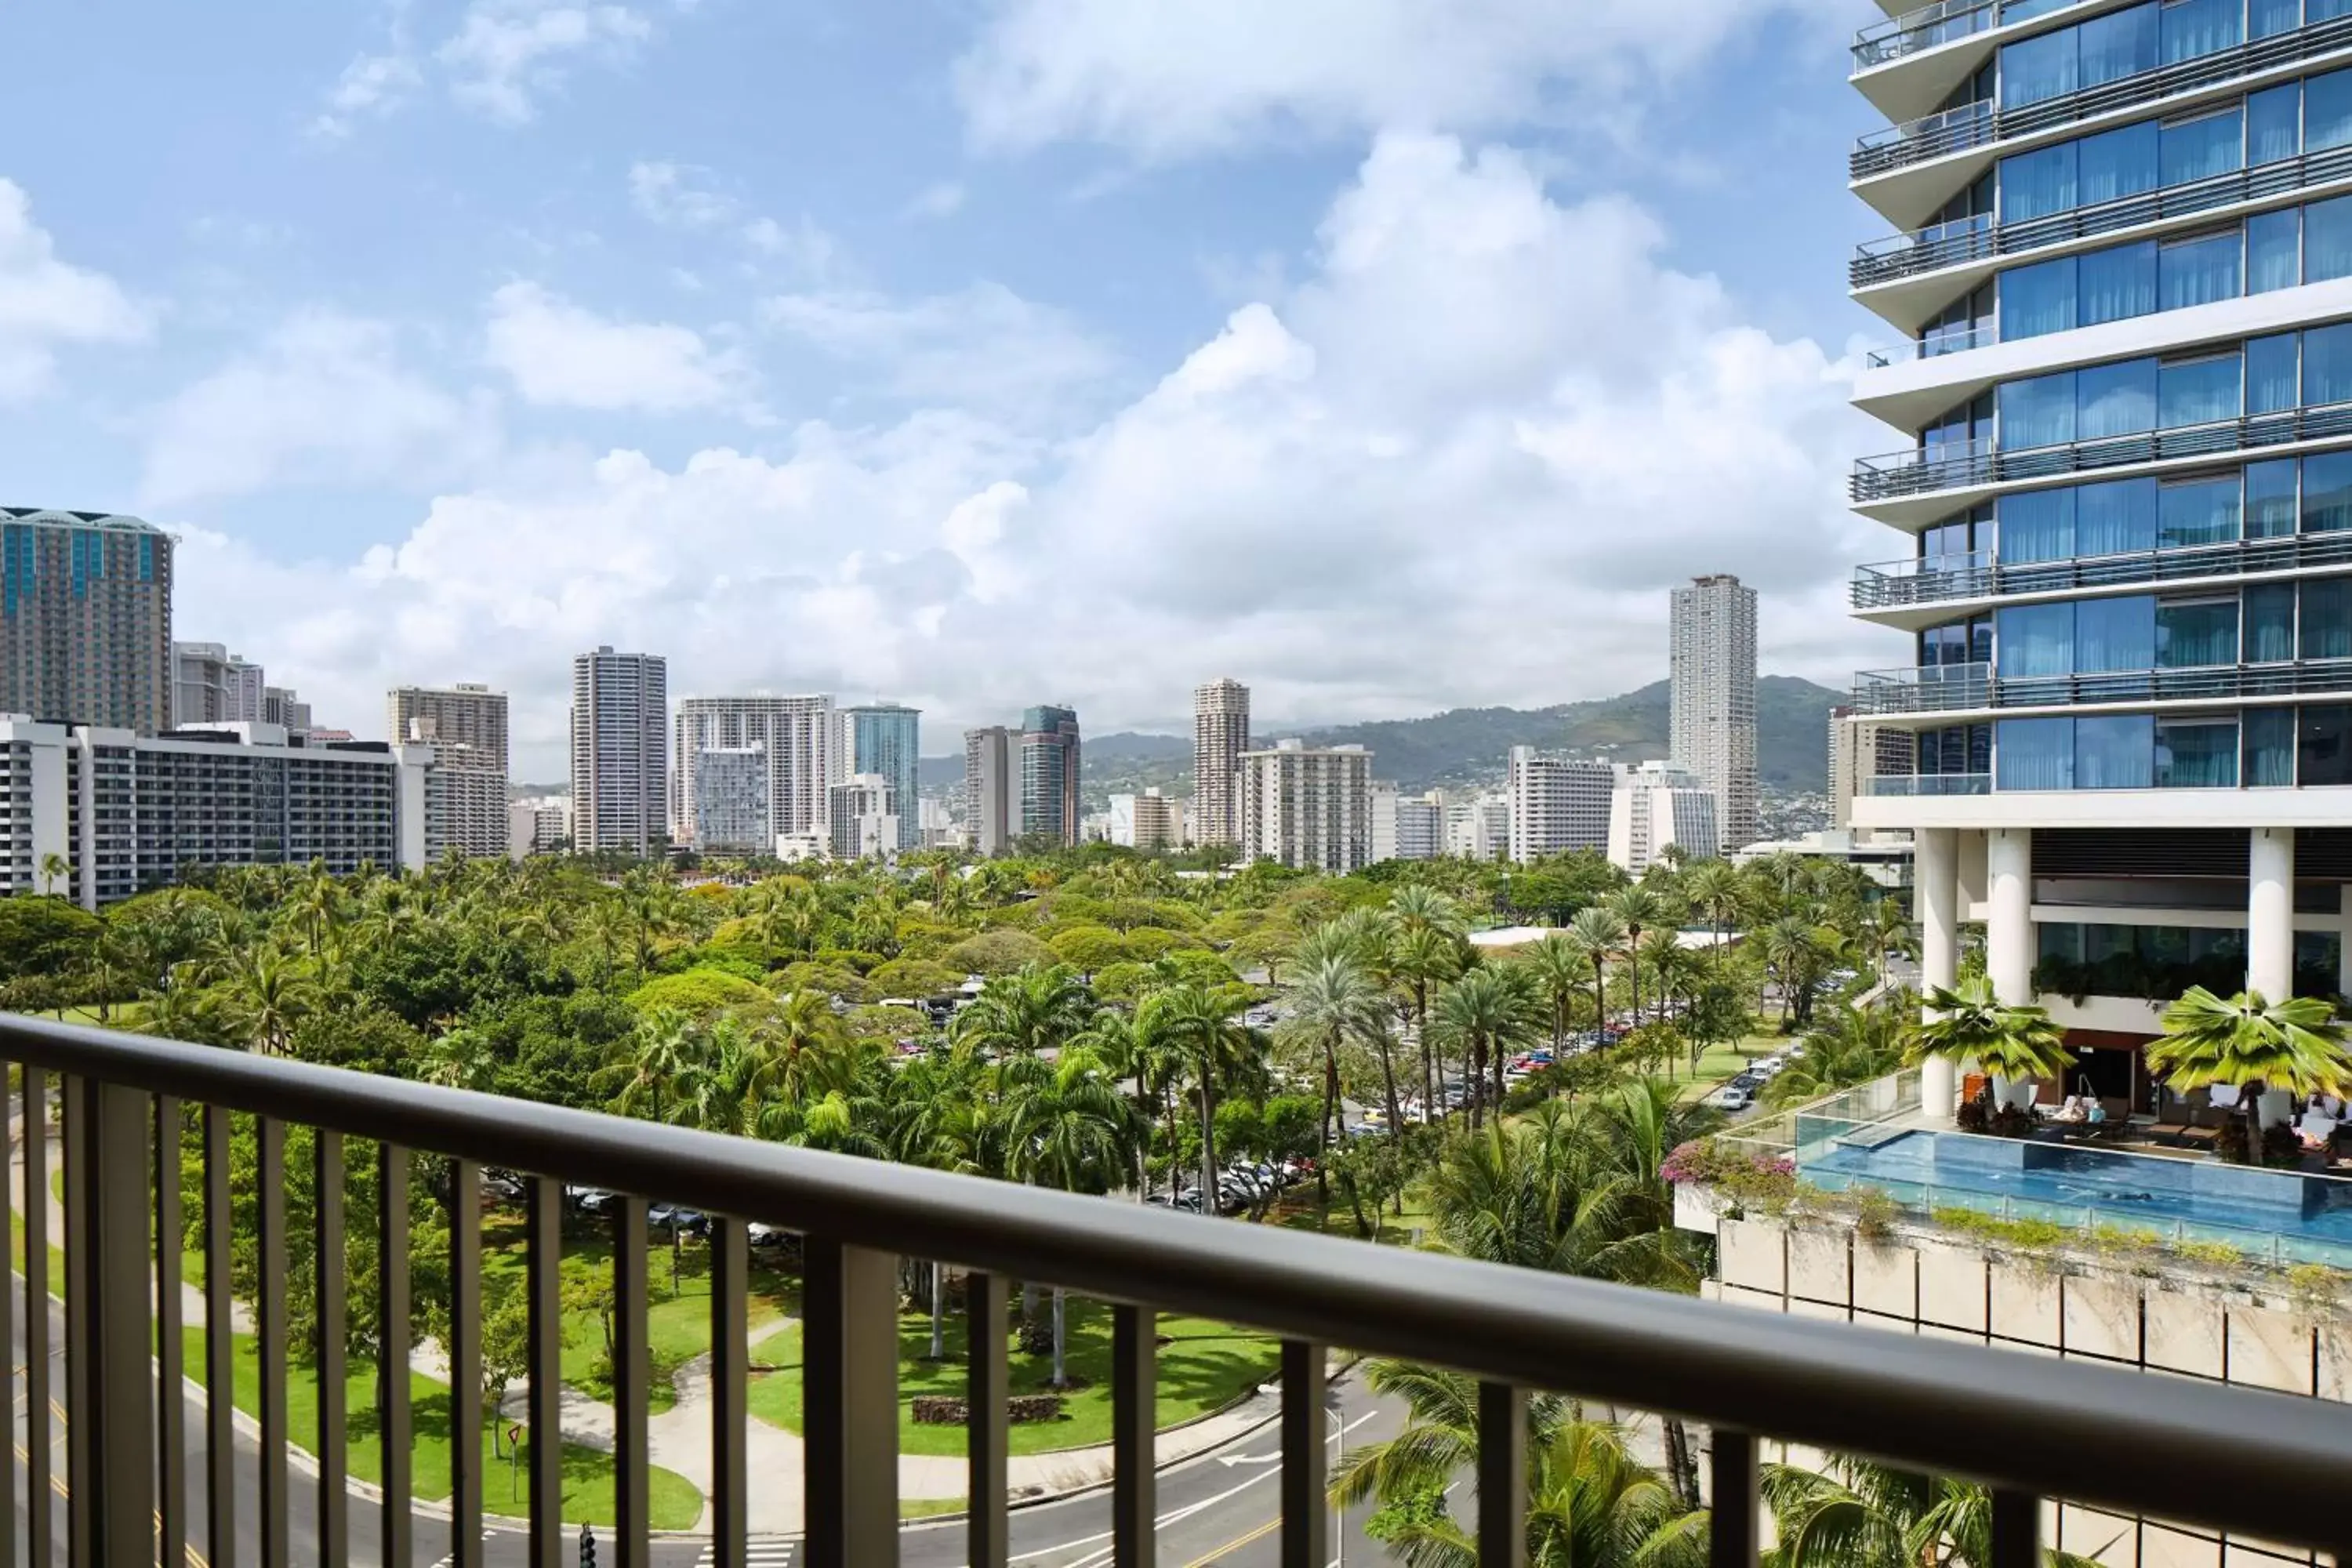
1504,746,1616,863
1606,760,1719,877
172,643,265,726
387,682,510,859
1192,678,1250,845
1848,0,2352,1120
1669,573,1759,850
571,647,668,856
673,695,836,847
1238,739,1373,872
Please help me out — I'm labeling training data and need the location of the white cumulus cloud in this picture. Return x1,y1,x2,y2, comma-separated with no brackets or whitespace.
484,281,745,412
0,180,147,402
441,2,653,122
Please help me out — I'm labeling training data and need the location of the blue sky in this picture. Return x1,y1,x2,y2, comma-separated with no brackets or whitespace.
0,0,1903,775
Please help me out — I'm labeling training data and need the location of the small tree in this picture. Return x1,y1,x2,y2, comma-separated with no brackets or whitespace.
1908,978,2073,1110
2147,987,2351,1165
481,1280,532,1457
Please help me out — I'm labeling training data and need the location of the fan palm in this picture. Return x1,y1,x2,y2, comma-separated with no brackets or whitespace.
2146,987,2352,1163
1908,979,2072,1108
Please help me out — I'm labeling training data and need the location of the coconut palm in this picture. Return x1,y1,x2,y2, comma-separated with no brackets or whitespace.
1388,920,1464,1118
745,988,864,1103
1762,1453,2106,1568
1429,967,1540,1128
1684,859,1744,952
1278,948,1389,1200
1908,979,2072,1109
599,1007,701,1127
1762,1004,1907,1111
953,964,1096,1060
36,851,67,898
227,949,313,1055
999,1047,1136,1383
1521,933,1589,1055
1145,983,1260,1211
2146,987,2352,1163
1604,885,1673,1025
1566,906,1627,1033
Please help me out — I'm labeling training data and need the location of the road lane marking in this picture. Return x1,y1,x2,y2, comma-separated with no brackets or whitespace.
1181,1513,1277,1566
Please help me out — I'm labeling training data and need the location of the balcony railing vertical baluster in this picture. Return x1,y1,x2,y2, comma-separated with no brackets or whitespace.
802,1237,900,1567
318,1131,349,1568
1111,1302,1156,1568
1279,1339,1328,1568
966,1270,1009,1568
1711,1430,1760,1568
156,1096,185,1568
524,1177,564,1568
0,1076,13,1568
1479,1381,1527,1568
201,1102,233,1568
60,1075,89,1568
22,1070,49,1568
449,1160,484,1568
709,1216,748,1568
78,1080,155,1565
258,1116,291,1568
1992,1490,2041,1568
378,1143,412,1568
612,1197,651,1568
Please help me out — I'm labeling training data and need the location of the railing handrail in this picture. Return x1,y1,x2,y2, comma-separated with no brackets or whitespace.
11,1011,2352,1541
1850,532,2352,607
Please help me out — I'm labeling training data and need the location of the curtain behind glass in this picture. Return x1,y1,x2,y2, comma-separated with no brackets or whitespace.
1998,717,2077,789
2078,594,2158,669
2158,0,2237,64
2306,197,2352,285
2158,477,2241,547
2159,111,2243,187
2001,142,2078,223
2002,29,2080,110
2159,355,2241,428
2077,715,2156,787
2080,122,2161,207
2000,256,2078,339
2309,67,2352,152
2157,720,2238,786
2078,241,2158,325
1999,487,2076,563
2303,576,2352,658
1998,602,2077,675
2318,0,2352,20
2248,209,2301,295
2246,583,2298,661
2077,477,2158,554
2308,322,2352,405
2157,597,2240,665
2001,371,2080,448
2247,333,2299,412
2158,232,2241,310
2248,82,2302,164
2303,452,2352,532
2248,459,2299,537
2245,705,2296,786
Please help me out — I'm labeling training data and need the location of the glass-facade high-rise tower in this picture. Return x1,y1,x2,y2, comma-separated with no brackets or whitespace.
840,703,920,850
1020,705,1081,847
1848,0,2352,1121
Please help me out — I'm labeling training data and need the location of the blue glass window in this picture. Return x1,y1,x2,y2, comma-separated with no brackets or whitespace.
2002,27,2080,110
2249,82,2303,164
1998,602,2077,676
2000,255,2078,339
2245,705,2297,786
2303,452,2352,532
2249,209,2302,294
2159,354,2241,428
2159,109,2242,186
2085,4,2162,85
2321,0,2352,20
2248,459,2299,537
2156,719,2238,787
1998,488,2076,563
2247,582,2299,661
2251,0,2302,31
2076,476,2158,554
2079,121,2161,208
2158,231,2241,310
2078,714,2156,788
2082,358,2161,435
2000,370,2078,448
2078,594,2157,669
2078,241,2158,325
1998,717,2077,790
2002,141,2078,222
2158,597,2240,665
2158,476,2241,547
2310,67,2352,152
2307,195,2352,283
2304,321,2352,404
2158,0,2239,64
2303,576,2352,658
2248,334,2299,414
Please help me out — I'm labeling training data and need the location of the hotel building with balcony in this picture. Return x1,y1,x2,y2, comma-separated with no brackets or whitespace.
1848,0,2352,1116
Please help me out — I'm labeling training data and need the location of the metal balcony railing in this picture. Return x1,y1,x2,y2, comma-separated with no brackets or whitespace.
1853,15,2352,180
13,1015,2352,1568
1853,138,2352,287
1852,655,2352,712
1851,530,2352,608
1853,0,2092,70
1863,324,1997,366
1852,400,2352,502
1864,771,1994,795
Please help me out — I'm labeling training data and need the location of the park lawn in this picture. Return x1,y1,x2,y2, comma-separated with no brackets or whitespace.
180,1327,702,1530
1674,1033,1786,1103
743,1297,1279,1457
1273,1191,1436,1248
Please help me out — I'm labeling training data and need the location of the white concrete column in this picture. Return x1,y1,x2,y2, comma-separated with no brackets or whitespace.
2336,884,2352,998
2249,826,2295,1002
1986,827,2034,1007
1916,828,1961,1119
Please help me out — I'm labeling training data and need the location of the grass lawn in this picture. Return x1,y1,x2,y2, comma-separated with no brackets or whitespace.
181,1327,702,1530
743,1297,1279,1457
1672,1033,1787,1103
1273,1192,1435,1248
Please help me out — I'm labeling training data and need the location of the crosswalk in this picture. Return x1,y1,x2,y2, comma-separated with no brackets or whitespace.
691,1541,796,1566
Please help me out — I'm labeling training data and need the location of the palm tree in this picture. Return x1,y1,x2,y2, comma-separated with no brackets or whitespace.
1566,906,1626,1033
1147,984,1259,1214
953,964,1095,1061
1762,916,1828,1026
1909,979,2073,1111
1522,934,1588,1055
1762,1452,2105,1568
599,1007,702,1127
745,989,863,1103
1388,921,1463,1119
1278,949,1388,1201
1605,886,1672,1025
2147,987,2352,1163
999,1047,1135,1384
1431,967,1540,1126
1684,859,1743,953
37,851,68,898
228,949,312,1054
1762,1004,1907,1110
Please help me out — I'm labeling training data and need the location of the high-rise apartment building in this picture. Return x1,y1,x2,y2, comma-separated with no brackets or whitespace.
1828,705,1917,833
963,726,1014,855
827,773,900,861
1371,783,1444,863
1504,746,1617,864
690,744,771,853
1191,678,1250,846
387,683,510,859
262,688,312,736
1020,706,1082,846
1846,0,2352,1123
571,648,668,856
1607,760,1719,877
673,695,834,847
172,643,266,727
840,704,920,850
508,797,571,859
1238,739,1373,872
0,510,172,734
1669,573,1759,851
1109,789,1181,851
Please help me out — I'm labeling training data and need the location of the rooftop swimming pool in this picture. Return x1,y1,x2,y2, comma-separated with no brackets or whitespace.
1796,1115,2352,1266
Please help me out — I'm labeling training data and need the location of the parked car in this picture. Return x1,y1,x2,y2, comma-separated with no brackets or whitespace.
1711,1085,1754,1112
746,1221,791,1249
568,1186,615,1214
